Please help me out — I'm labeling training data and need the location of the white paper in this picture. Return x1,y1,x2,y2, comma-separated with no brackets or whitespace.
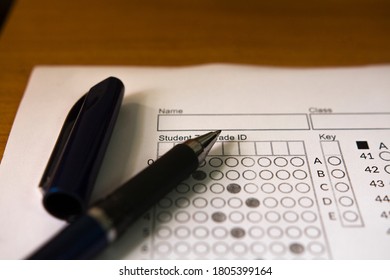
1,64,390,259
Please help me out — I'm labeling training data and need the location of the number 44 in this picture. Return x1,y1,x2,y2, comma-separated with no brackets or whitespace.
376,195,390,203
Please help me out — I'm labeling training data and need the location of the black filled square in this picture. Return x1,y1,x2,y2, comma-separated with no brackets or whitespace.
356,141,369,150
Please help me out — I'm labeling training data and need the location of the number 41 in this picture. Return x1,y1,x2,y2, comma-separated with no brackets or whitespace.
360,153,374,159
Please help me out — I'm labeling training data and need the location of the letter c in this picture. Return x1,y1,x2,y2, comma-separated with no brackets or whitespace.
320,183,329,191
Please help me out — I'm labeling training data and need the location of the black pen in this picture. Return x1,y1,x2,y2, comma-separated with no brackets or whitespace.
27,130,221,259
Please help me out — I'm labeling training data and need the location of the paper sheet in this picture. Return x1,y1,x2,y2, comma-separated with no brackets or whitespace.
1,64,390,259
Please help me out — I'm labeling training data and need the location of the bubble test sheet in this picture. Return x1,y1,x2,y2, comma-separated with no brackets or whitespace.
0,64,390,259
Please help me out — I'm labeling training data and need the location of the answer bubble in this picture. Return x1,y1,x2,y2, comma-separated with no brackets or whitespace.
174,242,190,255
209,157,223,167
290,243,305,254
176,183,190,193
269,242,286,255
261,183,276,194
295,183,310,193
212,227,228,239
175,211,190,223
212,211,227,223
229,211,244,223
210,197,226,208
193,197,208,208
339,196,354,207
298,197,314,208
193,211,208,223
193,226,209,239
251,242,267,255
265,211,281,223
283,211,299,223
227,183,241,194
174,226,191,239
245,183,259,193
308,242,325,255
213,242,229,255
241,157,255,167
192,170,207,181
258,157,272,167
157,211,172,223
210,183,224,194
259,170,274,180
335,182,349,192
301,211,317,223
274,157,288,167
245,197,260,208
343,211,359,222
276,170,290,180
327,156,342,166
158,197,173,208
193,242,209,255
226,170,240,180
304,226,321,239
228,198,243,208
281,197,296,208
225,157,239,167
155,242,172,255
278,183,293,193
247,211,262,223
286,226,302,239
331,169,345,179
156,226,172,239
231,227,246,239
232,243,247,255
175,197,190,208
290,157,305,167
267,226,283,239
379,151,390,161
293,169,307,180
243,170,257,180
263,197,278,208
249,226,265,238
210,170,224,180
193,183,207,193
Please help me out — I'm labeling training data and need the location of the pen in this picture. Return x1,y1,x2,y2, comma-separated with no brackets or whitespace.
27,130,221,259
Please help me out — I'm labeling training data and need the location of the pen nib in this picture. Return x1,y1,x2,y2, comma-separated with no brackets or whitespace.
185,130,221,163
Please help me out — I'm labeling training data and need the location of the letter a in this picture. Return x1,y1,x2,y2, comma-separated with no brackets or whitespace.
379,143,388,150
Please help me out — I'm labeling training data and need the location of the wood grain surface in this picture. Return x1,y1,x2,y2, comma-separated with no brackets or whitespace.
1,0,390,159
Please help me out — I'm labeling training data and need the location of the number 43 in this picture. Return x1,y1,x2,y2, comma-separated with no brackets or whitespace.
370,180,385,187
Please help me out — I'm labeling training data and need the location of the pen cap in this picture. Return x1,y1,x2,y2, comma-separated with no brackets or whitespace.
40,77,124,221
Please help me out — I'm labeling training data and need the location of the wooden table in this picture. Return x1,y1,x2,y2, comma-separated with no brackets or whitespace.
1,0,390,160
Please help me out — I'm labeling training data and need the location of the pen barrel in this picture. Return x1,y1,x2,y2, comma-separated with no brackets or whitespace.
27,215,108,260
96,143,199,236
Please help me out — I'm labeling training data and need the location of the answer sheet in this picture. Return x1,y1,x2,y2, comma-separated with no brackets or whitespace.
1,64,390,259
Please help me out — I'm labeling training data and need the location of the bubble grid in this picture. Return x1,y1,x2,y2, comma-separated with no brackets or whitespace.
152,141,329,259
